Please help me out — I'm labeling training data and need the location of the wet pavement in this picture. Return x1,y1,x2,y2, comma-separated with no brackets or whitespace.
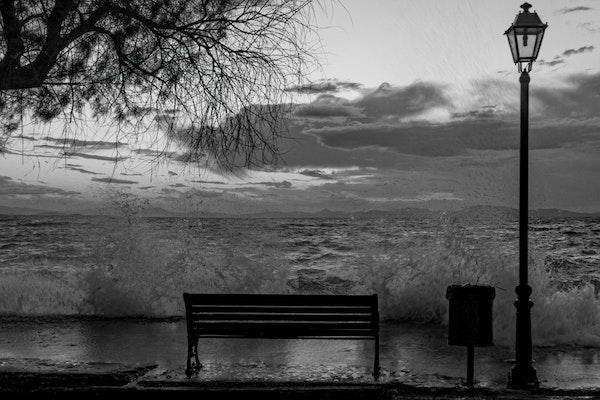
1,359,600,399
1,319,600,397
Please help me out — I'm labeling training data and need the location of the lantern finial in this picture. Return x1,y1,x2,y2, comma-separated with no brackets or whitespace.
521,3,532,13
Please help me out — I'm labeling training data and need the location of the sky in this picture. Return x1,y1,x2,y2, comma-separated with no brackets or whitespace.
1,0,600,214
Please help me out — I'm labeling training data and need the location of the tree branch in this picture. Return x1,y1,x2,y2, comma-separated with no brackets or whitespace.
28,0,79,81
0,0,25,68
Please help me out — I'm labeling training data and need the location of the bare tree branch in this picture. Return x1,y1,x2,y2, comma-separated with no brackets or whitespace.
0,0,323,168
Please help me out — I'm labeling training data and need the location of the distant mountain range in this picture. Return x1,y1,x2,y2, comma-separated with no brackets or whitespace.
0,205,64,216
0,205,176,217
0,204,598,219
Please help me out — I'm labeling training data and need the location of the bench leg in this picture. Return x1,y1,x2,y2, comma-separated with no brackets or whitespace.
194,340,202,371
373,335,380,381
186,338,202,377
186,340,194,377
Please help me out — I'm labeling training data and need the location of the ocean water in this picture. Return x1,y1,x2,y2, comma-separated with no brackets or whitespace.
0,212,599,346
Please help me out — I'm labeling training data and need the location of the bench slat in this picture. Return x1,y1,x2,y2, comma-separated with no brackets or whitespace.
189,305,374,314
192,321,374,329
184,293,376,306
190,313,373,321
194,334,377,339
192,328,376,338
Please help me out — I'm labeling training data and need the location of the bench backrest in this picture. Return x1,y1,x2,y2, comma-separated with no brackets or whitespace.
183,293,379,339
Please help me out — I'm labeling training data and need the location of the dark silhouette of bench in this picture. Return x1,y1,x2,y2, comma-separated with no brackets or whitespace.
183,293,380,380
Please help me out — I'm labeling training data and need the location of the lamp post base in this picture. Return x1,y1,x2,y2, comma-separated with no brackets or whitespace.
508,285,538,389
508,364,539,389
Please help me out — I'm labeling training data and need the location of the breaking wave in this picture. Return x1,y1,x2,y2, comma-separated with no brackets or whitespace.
1,212,600,347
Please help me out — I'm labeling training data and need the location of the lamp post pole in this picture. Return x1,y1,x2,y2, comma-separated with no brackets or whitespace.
504,3,547,388
508,69,538,388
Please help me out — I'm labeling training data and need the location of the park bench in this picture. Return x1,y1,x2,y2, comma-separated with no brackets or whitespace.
183,293,380,380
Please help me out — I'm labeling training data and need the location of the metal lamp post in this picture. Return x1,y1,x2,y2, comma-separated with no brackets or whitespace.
504,2,547,389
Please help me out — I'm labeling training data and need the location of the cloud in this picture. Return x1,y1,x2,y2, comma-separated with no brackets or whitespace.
306,123,469,156
91,177,138,184
160,185,223,200
285,79,362,94
538,59,565,67
273,124,422,168
305,73,600,157
160,188,181,195
534,73,600,118
1,151,63,158
337,190,462,203
34,144,67,150
559,6,593,14
67,167,101,175
299,169,334,180
9,135,36,141
132,148,178,158
514,44,593,71
253,181,292,188
185,188,223,198
562,45,594,57
162,103,289,169
292,81,449,121
191,179,226,185
294,95,364,119
0,176,79,196
270,73,600,171
579,22,600,32
64,152,129,162
354,82,450,118
157,187,222,198
305,118,598,157
42,137,127,149
451,106,499,120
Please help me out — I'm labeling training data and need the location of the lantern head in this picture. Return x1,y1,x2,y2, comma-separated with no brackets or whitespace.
504,3,547,72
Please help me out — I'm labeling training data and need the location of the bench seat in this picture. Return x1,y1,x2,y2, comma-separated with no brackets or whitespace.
183,293,380,379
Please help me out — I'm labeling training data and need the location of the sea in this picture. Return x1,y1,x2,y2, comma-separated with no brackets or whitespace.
1,211,599,346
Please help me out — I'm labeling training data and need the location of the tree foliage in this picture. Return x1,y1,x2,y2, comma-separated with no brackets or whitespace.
0,0,320,167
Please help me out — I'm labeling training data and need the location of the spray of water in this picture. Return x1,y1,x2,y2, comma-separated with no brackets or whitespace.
352,215,600,346
1,208,599,347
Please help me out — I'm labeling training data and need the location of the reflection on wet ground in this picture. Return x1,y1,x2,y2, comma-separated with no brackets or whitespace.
1,319,600,389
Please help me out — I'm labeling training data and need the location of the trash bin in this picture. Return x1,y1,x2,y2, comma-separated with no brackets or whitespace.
446,284,495,347
446,284,495,387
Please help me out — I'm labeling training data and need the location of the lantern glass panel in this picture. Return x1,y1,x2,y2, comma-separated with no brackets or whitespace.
515,31,538,60
506,26,545,63
533,29,545,59
506,30,519,63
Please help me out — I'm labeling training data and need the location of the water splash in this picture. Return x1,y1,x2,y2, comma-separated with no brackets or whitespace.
0,217,292,317
1,211,600,347
352,215,600,346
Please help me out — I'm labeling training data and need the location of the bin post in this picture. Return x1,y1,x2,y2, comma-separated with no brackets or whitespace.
467,345,474,387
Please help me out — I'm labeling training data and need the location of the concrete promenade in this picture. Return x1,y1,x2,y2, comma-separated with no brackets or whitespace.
2,319,600,398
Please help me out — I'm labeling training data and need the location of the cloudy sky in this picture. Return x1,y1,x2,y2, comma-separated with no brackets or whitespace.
2,0,600,213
